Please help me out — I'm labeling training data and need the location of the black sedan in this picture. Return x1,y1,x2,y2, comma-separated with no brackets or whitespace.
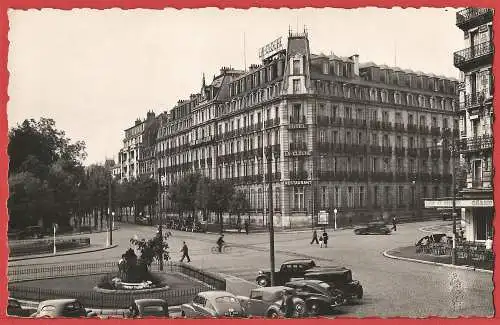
354,222,391,235
285,280,345,316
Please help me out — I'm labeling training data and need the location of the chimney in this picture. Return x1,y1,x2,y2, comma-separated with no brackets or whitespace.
350,54,360,76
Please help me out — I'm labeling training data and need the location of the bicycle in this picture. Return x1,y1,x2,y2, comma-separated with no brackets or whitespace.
211,245,232,254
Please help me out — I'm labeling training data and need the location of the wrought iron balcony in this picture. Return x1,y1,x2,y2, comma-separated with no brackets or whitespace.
289,142,308,152
394,122,406,132
369,120,382,130
460,91,489,110
289,170,309,180
454,41,493,69
456,8,493,31
381,121,393,131
419,125,430,134
431,126,441,136
407,124,418,133
458,135,493,152
395,147,406,156
289,115,306,125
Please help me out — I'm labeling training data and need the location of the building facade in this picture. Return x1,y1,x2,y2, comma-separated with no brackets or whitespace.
454,8,494,241
155,30,459,228
118,111,157,182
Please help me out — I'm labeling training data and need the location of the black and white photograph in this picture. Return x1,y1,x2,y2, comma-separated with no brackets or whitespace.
5,7,494,319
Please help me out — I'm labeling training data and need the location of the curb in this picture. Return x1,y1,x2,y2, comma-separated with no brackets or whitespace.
382,249,493,274
8,244,119,262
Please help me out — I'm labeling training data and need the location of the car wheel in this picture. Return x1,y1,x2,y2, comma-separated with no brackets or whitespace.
257,277,269,287
308,302,321,316
181,311,186,317
211,247,218,254
354,229,361,235
267,310,279,318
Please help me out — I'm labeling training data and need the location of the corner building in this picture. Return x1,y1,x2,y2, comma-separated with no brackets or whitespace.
156,31,459,228
454,8,494,241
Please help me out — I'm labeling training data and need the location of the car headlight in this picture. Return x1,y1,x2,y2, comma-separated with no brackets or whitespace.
258,271,263,275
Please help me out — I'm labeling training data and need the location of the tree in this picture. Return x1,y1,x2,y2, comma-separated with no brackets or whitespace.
194,176,211,222
208,179,234,233
230,190,250,231
130,228,170,271
8,118,86,230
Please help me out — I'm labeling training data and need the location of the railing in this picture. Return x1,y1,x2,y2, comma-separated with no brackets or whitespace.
9,237,91,257
317,116,343,126
456,8,493,27
289,142,307,151
395,147,406,156
289,170,309,180
454,41,493,67
460,91,488,109
458,135,493,152
289,115,306,124
381,121,393,131
407,124,418,133
394,122,405,132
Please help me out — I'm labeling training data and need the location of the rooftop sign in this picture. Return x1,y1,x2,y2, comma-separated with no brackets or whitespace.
259,37,284,59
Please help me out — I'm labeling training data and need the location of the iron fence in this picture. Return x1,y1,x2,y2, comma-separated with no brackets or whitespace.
8,260,226,308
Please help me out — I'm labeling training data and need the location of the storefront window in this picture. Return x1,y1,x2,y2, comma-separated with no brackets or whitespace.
474,208,493,241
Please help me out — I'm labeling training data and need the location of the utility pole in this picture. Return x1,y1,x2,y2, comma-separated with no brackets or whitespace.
108,169,113,246
451,136,457,265
266,146,276,286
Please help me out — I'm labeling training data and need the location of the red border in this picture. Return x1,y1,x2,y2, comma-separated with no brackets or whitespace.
0,0,497,324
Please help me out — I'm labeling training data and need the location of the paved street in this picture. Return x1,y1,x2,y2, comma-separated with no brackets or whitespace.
9,220,493,317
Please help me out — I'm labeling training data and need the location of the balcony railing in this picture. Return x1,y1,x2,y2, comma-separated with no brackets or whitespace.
289,142,308,152
289,170,309,180
394,122,405,132
407,124,418,133
456,8,493,30
460,91,488,109
289,115,306,125
431,126,441,136
454,41,493,68
395,147,406,156
381,121,393,131
458,135,493,152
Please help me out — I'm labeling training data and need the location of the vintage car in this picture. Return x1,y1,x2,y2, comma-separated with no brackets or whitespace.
354,221,391,235
284,280,346,315
31,299,97,318
256,259,317,287
126,299,169,318
181,291,245,318
7,298,31,317
236,286,306,318
304,267,363,302
16,226,46,240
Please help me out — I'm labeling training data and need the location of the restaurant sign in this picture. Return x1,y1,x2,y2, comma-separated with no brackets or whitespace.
259,37,284,59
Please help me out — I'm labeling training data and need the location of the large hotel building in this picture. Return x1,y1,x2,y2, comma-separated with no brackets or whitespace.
151,30,460,228
426,8,493,242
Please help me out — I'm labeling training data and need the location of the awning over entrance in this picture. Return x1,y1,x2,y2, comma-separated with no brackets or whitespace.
424,198,493,209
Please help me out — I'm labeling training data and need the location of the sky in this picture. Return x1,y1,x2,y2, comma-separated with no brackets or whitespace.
7,7,464,165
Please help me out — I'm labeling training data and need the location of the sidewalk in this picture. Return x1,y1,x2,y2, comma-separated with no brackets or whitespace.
384,246,493,273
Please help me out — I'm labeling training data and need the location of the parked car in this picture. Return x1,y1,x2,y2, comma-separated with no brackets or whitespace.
236,286,306,318
31,299,97,318
354,221,391,235
127,299,169,318
284,280,346,316
181,291,245,318
304,267,363,302
17,226,45,240
136,216,151,226
7,298,30,317
256,259,317,287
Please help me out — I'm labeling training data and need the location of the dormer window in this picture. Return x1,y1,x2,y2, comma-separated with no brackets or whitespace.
322,62,329,74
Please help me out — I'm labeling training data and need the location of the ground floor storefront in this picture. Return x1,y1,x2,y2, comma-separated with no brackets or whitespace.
424,194,493,242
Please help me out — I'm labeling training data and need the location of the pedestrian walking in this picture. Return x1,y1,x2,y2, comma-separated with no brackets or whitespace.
310,229,319,244
319,236,324,248
180,241,191,263
348,216,353,228
244,220,249,235
322,229,329,248
391,217,397,231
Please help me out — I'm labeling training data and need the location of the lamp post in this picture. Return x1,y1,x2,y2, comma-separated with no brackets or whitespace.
450,140,457,265
266,143,275,286
333,208,338,230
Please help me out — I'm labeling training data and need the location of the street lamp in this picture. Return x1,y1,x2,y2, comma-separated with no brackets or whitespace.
333,208,338,230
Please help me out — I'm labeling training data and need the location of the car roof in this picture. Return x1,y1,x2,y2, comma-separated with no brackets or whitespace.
252,286,291,293
198,291,235,299
306,266,350,274
287,279,324,285
40,299,79,305
282,259,315,265
134,299,168,306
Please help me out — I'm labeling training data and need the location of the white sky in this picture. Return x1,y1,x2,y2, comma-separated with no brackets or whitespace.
7,7,464,165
